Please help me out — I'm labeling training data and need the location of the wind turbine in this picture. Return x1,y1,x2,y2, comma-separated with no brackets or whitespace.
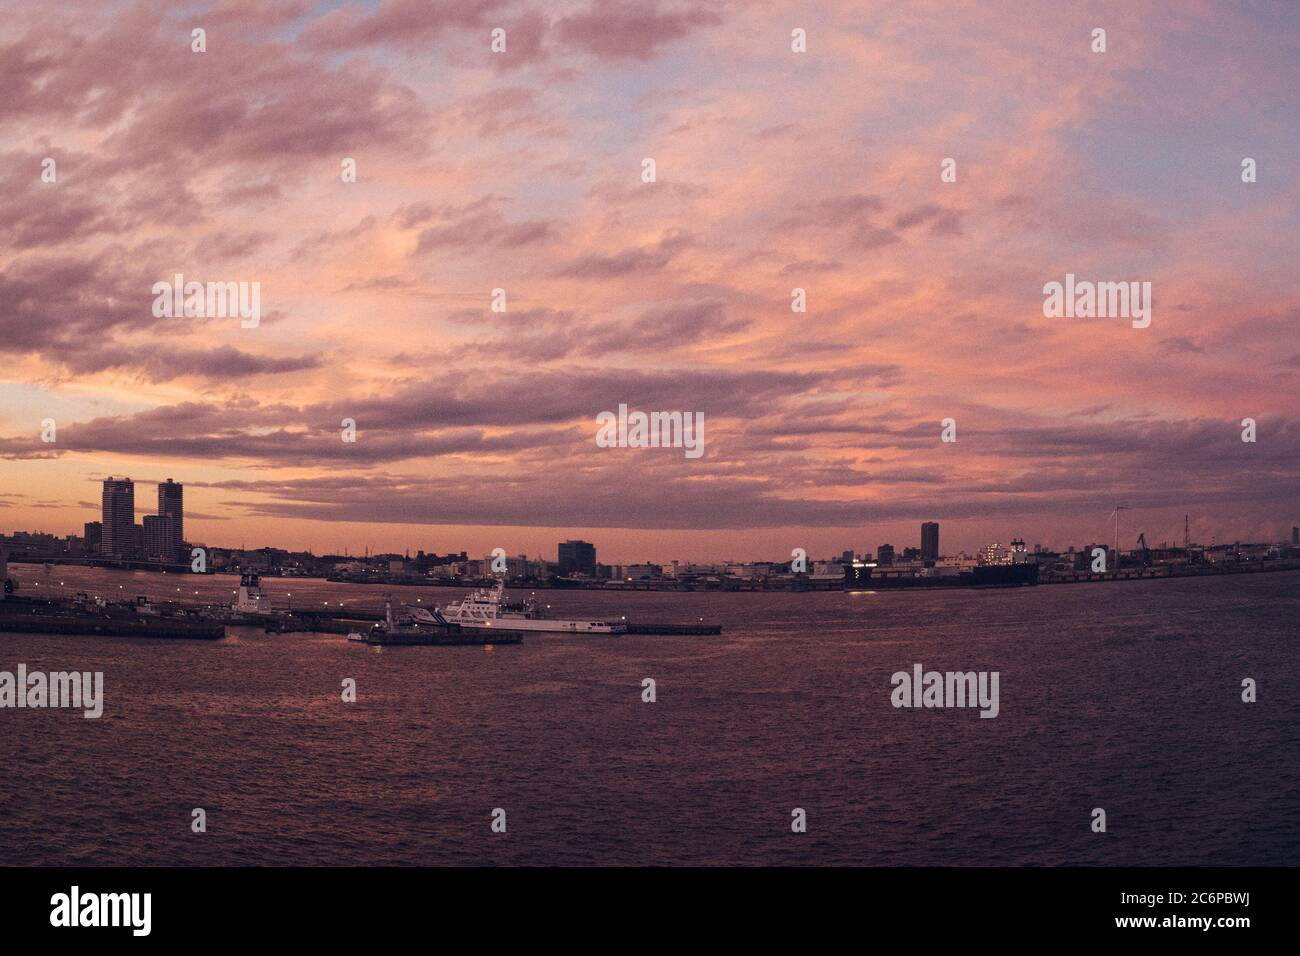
1109,504,1129,574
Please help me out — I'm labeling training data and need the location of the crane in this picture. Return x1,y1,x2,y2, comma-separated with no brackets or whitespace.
1136,532,1150,566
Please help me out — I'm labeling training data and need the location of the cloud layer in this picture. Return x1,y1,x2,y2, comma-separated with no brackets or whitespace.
1,0,1297,558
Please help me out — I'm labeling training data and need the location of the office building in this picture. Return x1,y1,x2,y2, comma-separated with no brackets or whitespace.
83,521,102,555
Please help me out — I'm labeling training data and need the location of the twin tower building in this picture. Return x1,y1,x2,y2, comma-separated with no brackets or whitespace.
91,477,184,563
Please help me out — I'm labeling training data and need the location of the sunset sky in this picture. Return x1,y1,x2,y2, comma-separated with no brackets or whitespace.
1,0,1297,563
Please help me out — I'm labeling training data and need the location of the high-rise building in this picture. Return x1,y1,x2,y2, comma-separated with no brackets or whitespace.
557,539,597,577
1293,526,1299,546
158,479,184,562
83,521,102,555
921,521,940,562
101,477,135,559
877,543,895,566
142,515,175,562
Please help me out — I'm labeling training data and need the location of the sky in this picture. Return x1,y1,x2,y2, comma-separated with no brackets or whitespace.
0,0,1297,563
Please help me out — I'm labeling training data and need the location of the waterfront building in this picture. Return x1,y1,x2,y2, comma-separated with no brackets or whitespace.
101,477,135,559
142,514,175,562
158,479,184,562
921,522,940,562
982,542,1010,565
558,539,597,577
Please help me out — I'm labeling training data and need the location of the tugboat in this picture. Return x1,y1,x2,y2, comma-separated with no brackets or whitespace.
439,580,627,634
201,573,287,623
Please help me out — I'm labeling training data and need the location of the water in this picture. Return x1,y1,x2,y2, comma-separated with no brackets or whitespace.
2,565,1297,865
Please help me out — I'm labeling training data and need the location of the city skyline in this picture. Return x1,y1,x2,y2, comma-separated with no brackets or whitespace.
1,2,1297,564
3,485,1293,568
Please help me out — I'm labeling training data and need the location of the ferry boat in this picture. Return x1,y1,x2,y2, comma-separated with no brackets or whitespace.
439,581,627,634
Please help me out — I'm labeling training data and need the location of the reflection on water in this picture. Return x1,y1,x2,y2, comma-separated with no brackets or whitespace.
2,565,1298,865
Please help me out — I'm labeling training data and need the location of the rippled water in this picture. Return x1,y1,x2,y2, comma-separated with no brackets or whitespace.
2,564,1297,865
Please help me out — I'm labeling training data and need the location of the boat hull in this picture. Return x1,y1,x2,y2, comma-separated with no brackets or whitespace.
364,627,522,646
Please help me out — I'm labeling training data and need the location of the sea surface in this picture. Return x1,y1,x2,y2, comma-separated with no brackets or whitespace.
1,564,1297,866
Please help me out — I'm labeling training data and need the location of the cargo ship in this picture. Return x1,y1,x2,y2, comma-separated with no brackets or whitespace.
844,561,1038,590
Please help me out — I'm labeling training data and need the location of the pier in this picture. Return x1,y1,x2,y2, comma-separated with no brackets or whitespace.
0,597,224,640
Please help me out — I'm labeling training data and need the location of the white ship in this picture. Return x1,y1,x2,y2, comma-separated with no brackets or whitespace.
354,595,523,646
439,581,626,634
